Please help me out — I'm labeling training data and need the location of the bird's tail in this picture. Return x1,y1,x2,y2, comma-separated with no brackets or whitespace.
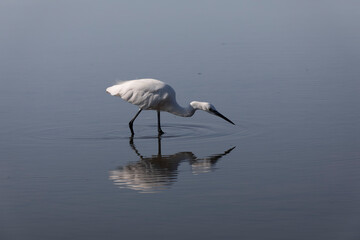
106,85,122,96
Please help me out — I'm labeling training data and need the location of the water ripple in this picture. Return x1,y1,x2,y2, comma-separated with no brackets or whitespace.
22,120,260,144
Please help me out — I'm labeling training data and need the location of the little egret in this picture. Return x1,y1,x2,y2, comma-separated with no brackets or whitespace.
106,78,234,135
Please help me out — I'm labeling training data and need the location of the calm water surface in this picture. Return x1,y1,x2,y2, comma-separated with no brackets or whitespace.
1,1,360,239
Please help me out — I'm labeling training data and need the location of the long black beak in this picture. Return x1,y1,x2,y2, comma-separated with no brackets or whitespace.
210,109,235,125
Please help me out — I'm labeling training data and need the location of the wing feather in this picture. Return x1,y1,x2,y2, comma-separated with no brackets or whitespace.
106,79,175,110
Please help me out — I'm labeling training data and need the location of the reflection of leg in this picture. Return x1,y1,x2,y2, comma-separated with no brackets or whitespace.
129,136,143,158
157,135,162,156
129,109,142,136
157,110,164,135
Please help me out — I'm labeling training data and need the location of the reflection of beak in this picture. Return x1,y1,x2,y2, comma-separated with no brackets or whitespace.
209,109,235,125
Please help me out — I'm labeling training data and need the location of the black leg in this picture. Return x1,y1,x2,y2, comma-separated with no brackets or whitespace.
129,109,142,136
157,110,164,135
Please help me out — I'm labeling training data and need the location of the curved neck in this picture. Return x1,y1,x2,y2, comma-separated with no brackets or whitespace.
168,103,196,117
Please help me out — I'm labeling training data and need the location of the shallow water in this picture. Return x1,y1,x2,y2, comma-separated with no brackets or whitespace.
1,1,360,239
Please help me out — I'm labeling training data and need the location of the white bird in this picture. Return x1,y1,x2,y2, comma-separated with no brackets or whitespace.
106,78,234,135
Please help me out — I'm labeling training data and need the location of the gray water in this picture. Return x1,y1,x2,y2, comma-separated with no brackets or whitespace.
1,1,360,239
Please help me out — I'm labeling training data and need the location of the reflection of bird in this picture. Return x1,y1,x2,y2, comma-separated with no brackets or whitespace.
106,78,234,135
109,137,235,193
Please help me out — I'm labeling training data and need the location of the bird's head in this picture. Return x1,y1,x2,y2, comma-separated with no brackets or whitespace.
190,101,235,125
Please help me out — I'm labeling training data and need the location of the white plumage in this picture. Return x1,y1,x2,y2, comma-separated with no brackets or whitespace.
106,79,175,111
106,78,234,135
